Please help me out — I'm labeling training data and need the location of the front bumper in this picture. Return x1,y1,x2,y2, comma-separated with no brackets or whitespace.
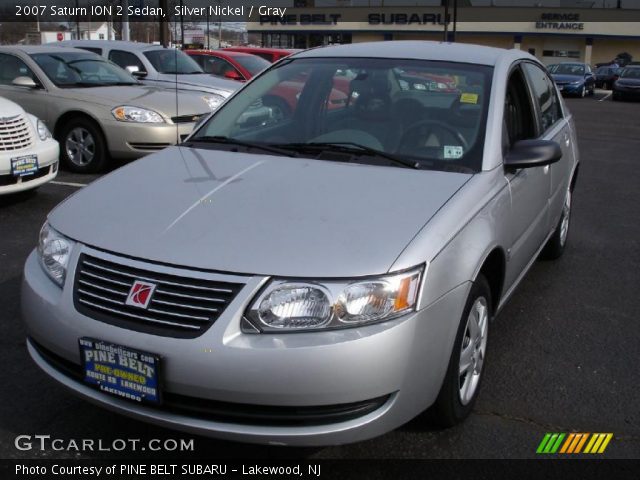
613,87,640,100
557,83,584,95
101,120,196,160
22,246,469,446
0,139,59,195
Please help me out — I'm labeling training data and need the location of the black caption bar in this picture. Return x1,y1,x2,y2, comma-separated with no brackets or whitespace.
2,459,640,480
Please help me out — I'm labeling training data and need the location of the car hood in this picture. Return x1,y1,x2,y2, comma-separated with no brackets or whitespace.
60,85,212,117
552,74,584,83
0,97,24,117
155,73,239,96
616,78,640,86
49,147,471,278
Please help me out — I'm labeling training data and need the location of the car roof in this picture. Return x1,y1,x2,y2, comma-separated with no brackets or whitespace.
57,40,164,52
225,47,297,55
0,45,96,54
187,49,256,58
292,41,522,66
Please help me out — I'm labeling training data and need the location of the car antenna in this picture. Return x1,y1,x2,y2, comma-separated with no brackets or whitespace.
174,34,179,145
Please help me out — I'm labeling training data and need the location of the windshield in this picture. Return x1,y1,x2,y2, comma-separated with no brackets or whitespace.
30,52,137,87
192,57,492,173
550,64,585,76
620,68,640,79
234,55,271,76
144,49,203,74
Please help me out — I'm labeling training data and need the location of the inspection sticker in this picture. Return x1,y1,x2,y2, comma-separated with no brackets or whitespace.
460,93,479,104
444,145,464,159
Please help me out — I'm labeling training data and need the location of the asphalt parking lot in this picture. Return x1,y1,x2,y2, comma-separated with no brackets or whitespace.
0,90,638,460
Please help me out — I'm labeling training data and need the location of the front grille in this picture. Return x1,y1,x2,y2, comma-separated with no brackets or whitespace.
73,253,244,338
0,114,34,151
30,338,392,427
128,142,172,151
171,113,207,124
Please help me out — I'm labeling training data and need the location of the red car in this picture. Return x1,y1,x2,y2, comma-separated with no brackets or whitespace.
185,50,271,82
223,47,300,63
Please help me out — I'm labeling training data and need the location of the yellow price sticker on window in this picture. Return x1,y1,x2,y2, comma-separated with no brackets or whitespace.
460,93,479,104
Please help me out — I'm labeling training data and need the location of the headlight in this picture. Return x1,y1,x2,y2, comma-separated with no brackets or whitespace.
37,222,74,287
571,80,582,85
112,106,164,123
244,267,423,333
203,95,225,111
36,119,51,141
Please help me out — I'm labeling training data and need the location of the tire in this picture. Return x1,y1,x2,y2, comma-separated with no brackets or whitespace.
58,117,108,173
579,85,586,98
541,188,572,260
263,96,292,123
430,274,491,427
603,82,609,90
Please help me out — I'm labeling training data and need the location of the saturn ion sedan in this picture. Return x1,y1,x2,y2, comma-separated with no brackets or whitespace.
23,41,579,446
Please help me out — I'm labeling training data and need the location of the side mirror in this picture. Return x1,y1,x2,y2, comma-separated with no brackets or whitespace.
128,68,147,78
224,70,243,81
504,139,562,170
12,76,38,88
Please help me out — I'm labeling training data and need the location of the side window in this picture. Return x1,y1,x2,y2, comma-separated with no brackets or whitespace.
200,56,235,77
522,63,562,134
108,50,145,73
0,53,38,85
503,66,537,151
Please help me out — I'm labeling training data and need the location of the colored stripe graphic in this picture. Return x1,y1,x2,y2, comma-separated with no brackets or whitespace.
537,433,613,454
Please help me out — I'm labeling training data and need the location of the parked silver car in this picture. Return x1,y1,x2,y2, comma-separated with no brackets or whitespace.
57,40,239,108
0,46,217,172
23,41,579,445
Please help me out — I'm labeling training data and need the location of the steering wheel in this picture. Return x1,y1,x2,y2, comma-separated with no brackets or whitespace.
81,74,100,82
397,119,469,154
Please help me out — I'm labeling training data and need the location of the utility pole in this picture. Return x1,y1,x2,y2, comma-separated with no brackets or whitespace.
452,0,458,43
159,0,169,47
206,8,210,49
217,0,222,47
75,0,81,39
122,0,130,41
443,0,449,42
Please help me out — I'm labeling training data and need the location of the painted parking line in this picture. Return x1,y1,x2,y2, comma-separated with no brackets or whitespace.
598,91,613,102
50,180,88,188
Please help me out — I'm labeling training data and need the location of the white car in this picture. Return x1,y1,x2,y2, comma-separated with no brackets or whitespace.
0,96,59,194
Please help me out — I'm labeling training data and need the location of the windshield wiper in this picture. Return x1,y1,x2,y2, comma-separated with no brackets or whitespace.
274,142,421,170
186,136,297,157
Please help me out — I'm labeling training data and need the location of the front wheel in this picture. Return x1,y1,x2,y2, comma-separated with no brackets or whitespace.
541,188,572,260
430,275,491,427
579,85,586,98
59,117,108,173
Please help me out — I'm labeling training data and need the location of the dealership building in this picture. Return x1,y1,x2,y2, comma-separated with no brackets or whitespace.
248,1,640,66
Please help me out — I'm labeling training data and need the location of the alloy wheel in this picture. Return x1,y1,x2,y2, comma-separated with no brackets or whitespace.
560,189,572,247
458,296,489,406
65,127,96,167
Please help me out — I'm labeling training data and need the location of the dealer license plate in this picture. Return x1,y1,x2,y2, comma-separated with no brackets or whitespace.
11,154,38,177
79,338,161,405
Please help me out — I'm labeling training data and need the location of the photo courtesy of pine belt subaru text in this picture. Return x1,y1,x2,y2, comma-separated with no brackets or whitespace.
22,41,579,446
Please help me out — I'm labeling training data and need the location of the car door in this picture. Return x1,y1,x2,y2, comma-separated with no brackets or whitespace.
0,52,49,125
522,62,573,227
502,64,551,290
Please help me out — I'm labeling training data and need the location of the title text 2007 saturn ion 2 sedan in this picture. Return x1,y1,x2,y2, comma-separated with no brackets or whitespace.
23,42,579,446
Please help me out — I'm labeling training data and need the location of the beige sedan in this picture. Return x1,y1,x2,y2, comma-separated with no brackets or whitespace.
0,46,217,172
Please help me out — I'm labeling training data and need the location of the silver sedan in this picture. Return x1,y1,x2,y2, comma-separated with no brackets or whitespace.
0,46,218,172
23,41,579,445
